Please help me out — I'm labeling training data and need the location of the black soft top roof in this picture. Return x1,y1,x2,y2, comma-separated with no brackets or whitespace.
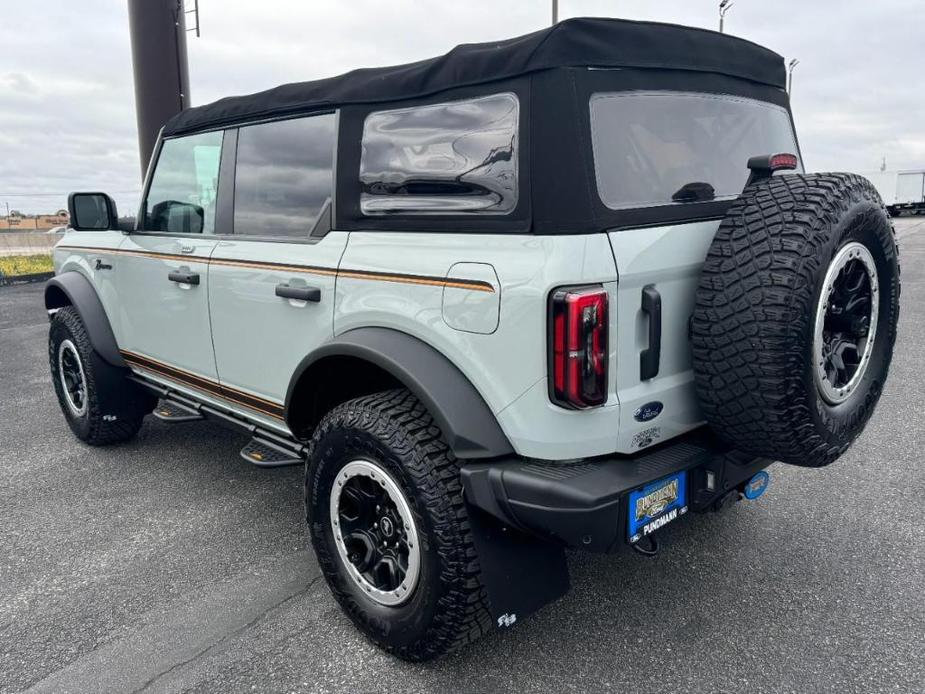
163,17,786,137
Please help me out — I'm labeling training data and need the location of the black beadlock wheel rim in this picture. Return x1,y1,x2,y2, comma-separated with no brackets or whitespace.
813,241,879,404
57,339,88,417
329,459,421,606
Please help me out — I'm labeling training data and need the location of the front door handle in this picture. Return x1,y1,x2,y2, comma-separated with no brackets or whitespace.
275,283,321,302
168,270,200,285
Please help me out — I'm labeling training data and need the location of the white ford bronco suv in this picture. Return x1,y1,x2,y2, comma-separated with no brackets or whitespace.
47,18,900,660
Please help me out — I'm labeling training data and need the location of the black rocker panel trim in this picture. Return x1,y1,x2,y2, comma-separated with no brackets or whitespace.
44,272,126,368
286,328,514,459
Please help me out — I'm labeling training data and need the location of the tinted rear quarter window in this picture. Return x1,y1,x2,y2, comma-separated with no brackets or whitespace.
359,93,519,216
590,91,801,209
234,114,336,238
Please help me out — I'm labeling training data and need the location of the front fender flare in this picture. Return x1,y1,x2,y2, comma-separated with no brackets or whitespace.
44,272,126,368
286,328,514,459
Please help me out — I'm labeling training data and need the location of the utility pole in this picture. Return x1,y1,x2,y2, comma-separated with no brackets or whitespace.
552,0,558,25
787,58,800,95
719,0,733,33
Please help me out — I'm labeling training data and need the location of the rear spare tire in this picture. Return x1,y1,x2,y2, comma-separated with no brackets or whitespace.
692,173,900,467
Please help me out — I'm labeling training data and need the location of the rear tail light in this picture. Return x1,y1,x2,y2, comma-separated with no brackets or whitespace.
549,285,608,409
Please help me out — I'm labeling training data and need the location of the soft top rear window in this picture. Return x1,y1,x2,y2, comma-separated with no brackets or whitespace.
359,92,519,216
590,91,801,210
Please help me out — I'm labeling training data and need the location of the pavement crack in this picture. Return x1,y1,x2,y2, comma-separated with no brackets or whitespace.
132,572,324,694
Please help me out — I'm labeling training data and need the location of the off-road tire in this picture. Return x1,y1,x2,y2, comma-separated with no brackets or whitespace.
305,388,492,661
49,306,148,444
692,173,900,467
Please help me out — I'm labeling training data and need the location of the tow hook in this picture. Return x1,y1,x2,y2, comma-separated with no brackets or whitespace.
631,534,659,557
714,470,772,512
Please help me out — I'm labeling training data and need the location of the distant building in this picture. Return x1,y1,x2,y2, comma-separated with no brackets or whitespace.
0,211,68,231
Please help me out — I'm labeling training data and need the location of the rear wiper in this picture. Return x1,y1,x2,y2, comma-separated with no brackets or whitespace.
671,181,715,203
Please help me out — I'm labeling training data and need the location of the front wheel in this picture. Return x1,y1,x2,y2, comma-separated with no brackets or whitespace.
49,306,152,445
305,389,491,661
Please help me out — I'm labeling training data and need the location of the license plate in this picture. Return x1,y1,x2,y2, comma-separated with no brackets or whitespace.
628,471,687,543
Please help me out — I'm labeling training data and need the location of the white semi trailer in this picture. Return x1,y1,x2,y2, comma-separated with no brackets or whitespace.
861,169,925,215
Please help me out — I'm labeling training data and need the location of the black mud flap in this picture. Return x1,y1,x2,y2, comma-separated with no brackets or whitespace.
467,505,569,630
90,351,156,420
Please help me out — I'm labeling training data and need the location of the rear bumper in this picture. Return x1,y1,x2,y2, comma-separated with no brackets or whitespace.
461,429,772,553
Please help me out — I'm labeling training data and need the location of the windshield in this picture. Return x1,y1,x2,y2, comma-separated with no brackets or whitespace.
590,91,801,209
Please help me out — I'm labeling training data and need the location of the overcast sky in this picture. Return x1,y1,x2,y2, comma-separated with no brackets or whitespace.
1,0,922,215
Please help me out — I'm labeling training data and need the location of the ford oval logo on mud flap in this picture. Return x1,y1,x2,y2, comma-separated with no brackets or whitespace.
634,401,663,422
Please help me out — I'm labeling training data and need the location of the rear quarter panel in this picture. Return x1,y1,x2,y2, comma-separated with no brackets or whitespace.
334,231,622,459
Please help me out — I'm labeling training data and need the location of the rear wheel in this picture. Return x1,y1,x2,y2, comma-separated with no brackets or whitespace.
49,307,151,445
305,389,491,661
692,173,901,467
328,458,422,606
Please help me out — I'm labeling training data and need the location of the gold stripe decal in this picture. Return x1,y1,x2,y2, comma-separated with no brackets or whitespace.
57,245,210,263
56,245,495,293
121,349,285,420
335,268,494,293
209,256,337,278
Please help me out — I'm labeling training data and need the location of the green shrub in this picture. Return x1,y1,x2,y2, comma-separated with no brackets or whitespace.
0,254,54,277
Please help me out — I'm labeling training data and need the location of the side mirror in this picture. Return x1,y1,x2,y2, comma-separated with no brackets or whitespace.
67,192,118,231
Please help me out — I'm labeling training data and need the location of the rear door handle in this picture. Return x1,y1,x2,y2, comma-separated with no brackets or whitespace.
275,283,321,302
168,270,200,285
640,284,661,380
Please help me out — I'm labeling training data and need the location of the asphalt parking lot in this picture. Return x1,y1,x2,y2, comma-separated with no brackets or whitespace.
2,219,924,694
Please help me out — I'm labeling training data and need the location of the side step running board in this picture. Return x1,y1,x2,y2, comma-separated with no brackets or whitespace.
130,376,308,469
153,399,204,422
240,437,304,467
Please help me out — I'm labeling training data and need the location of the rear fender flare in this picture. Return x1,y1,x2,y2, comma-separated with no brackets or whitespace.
285,328,513,459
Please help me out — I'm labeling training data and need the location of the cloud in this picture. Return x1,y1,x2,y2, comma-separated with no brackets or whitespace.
0,0,922,214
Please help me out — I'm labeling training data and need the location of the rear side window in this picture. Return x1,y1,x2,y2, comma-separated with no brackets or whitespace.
590,91,801,209
359,93,519,216
234,114,335,238
145,130,223,234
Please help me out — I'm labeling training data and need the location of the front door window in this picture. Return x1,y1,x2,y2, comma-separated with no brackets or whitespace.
144,131,223,234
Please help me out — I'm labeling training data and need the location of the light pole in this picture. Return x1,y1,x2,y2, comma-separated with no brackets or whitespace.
719,0,733,33
128,0,192,178
552,0,558,25
787,58,800,95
